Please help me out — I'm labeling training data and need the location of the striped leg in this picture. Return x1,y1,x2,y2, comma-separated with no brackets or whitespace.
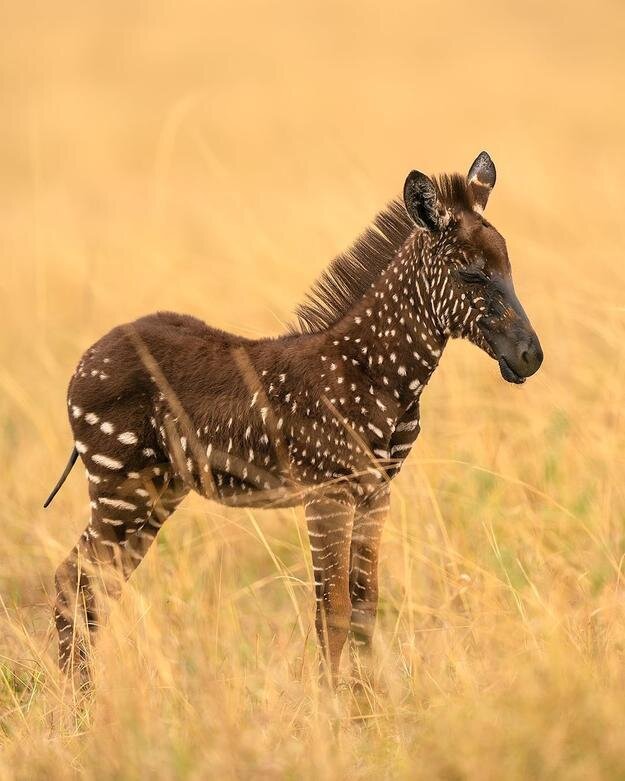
305,492,355,685
54,472,188,684
349,485,389,657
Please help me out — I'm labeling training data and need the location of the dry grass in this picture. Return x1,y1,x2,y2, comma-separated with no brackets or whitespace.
1,1,625,778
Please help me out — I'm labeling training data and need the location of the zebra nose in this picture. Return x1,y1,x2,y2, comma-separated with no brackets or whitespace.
520,336,543,376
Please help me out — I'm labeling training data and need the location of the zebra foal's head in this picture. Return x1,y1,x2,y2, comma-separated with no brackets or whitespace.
403,152,543,384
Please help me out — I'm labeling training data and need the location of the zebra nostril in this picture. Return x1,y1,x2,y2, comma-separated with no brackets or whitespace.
519,339,543,375
535,344,544,365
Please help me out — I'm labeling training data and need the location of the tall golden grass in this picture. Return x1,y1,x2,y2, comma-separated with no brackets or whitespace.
1,1,625,777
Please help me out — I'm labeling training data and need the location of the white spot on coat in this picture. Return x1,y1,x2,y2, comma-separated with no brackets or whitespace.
92,454,123,470
118,431,138,445
99,497,137,511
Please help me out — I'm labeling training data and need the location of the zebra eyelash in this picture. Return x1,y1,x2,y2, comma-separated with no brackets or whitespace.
455,267,490,285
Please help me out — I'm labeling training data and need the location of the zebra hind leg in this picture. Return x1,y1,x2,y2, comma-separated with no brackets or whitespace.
53,471,188,688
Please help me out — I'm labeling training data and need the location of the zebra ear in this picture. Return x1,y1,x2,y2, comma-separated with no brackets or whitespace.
403,171,447,232
467,151,496,213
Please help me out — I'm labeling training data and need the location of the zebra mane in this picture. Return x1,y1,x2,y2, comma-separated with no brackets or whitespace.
293,199,414,334
435,173,475,213
292,174,473,334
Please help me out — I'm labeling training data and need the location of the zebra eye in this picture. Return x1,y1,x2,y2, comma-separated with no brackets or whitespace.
455,267,489,285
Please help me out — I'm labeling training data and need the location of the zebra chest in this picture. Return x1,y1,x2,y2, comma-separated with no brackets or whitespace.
386,404,421,478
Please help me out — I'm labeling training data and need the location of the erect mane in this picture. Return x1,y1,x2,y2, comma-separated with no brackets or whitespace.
293,199,415,334
292,173,472,334
434,173,475,213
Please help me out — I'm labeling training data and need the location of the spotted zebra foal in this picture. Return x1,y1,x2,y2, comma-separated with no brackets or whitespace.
46,152,543,686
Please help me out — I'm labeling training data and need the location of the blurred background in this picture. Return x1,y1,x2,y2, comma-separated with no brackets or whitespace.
1,1,625,778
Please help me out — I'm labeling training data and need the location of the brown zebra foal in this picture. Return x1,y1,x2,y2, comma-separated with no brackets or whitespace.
46,152,542,686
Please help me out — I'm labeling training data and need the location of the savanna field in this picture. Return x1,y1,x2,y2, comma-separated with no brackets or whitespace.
1,2,625,778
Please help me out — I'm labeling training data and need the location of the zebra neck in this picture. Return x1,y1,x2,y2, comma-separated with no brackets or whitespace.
326,235,448,412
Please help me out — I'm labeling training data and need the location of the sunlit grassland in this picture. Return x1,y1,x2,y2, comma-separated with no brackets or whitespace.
1,1,625,778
